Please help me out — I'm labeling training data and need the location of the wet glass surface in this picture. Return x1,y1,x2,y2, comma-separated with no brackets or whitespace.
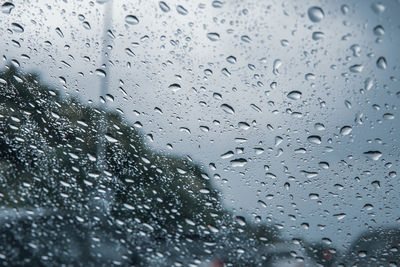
0,0,399,266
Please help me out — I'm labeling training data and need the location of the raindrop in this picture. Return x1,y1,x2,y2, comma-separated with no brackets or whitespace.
341,4,349,14
308,135,322,145
55,27,64,38
319,162,330,169
238,122,250,130
340,126,352,136
159,1,170,12
349,64,364,73
314,123,325,131
312,31,325,40
334,213,346,220
305,73,316,81
273,59,282,75
95,69,106,77
221,68,231,77
125,15,139,25
363,151,382,161
168,83,181,92
308,6,325,23
373,25,385,36
344,100,352,109
258,200,267,208
363,204,374,210
221,151,234,159
220,103,235,114
83,21,91,30
212,0,224,8
371,2,385,14
207,32,220,41
226,56,237,64
176,5,188,15
11,23,24,33
241,35,251,43
383,113,394,120
287,90,302,100
376,56,387,69
364,78,374,91
230,158,247,167
1,2,14,14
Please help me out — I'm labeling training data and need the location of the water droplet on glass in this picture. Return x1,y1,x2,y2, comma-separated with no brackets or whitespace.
1,2,14,14
168,83,181,92
176,5,188,15
207,32,220,41
364,151,382,161
55,27,64,38
159,1,170,12
287,90,302,100
376,56,387,69
273,59,282,75
11,23,24,33
230,158,247,167
125,15,139,25
340,126,352,136
221,68,231,77
314,123,325,131
220,103,235,114
305,73,316,81
341,4,349,14
238,122,250,130
226,56,237,64
364,78,374,91
383,113,394,120
95,69,106,77
308,6,325,23
371,2,385,14
308,135,322,145
373,25,385,36
212,0,224,8
312,31,325,40
241,35,251,43
349,64,364,73
319,162,330,169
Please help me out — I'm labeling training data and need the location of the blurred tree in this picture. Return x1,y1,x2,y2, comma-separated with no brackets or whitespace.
0,66,281,266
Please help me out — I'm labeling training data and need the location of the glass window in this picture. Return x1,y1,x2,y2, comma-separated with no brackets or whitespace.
0,0,399,266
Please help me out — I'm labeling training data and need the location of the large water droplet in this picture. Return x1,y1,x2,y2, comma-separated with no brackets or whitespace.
168,83,181,92
95,69,106,77
1,2,14,14
308,135,322,145
364,151,382,161
287,90,302,100
159,1,170,12
340,126,352,136
125,15,139,25
230,158,247,167
11,23,24,33
220,103,235,114
176,5,188,15
308,6,324,23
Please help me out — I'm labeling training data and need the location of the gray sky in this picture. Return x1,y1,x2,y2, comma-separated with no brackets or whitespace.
1,0,400,249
